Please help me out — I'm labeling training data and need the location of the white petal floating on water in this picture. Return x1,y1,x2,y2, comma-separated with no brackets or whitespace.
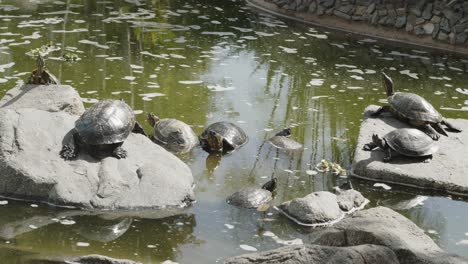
374,183,391,190
133,110,143,115
9,40,31,46
350,75,364,80
224,224,234,229
139,92,165,98
52,28,88,33
348,69,364,74
306,33,328,39
335,64,357,69
230,26,253,33
170,54,186,59
0,200,8,205
456,240,468,245
201,31,236,36
130,64,143,69
455,88,468,95
207,84,235,92
29,225,38,229
76,242,90,247
122,76,136,81
22,31,41,39
347,86,364,90
309,79,324,86
40,10,79,15
147,244,157,248
240,244,257,252
306,170,318,175
427,230,438,234
60,219,76,225
179,80,203,85
278,46,297,54
399,70,419,79
78,39,109,49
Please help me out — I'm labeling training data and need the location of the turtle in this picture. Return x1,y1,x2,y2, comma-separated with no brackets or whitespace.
268,128,303,150
363,128,439,162
226,178,277,210
147,113,198,153
199,121,248,153
27,54,59,85
60,100,138,160
372,72,461,140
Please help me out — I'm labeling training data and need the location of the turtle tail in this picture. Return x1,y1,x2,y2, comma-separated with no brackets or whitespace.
442,119,462,133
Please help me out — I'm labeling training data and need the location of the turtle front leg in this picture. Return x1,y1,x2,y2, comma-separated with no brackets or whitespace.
60,133,79,160
383,147,392,162
431,123,448,137
370,105,391,117
420,125,440,141
363,142,378,151
112,146,128,159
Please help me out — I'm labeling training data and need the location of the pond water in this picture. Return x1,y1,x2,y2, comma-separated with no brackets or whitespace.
0,0,468,263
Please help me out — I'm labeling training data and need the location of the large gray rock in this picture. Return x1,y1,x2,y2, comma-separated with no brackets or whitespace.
0,84,85,115
277,191,344,226
224,244,399,264
314,207,468,264
26,254,141,264
0,107,194,209
352,105,468,196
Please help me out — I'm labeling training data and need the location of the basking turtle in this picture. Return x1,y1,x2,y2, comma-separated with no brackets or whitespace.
226,178,277,210
268,128,303,150
199,122,248,153
372,73,461,140
27,54,59,85
363,128,438,162
147,113,198,153
60,100,137,160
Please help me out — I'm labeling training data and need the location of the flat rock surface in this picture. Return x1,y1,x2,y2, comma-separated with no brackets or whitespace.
314,206,468,264
352,105,468,196
0,107,194,209
224,244,399,264
0,84,85,115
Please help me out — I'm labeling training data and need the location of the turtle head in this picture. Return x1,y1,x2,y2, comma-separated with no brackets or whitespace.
382,72,394,96
35,54,45,74
275,128,291,137
147,113,160,127
206,130,224,152
262,177,277,192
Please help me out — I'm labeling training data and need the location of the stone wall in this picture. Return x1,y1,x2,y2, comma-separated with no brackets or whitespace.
260,0,468,47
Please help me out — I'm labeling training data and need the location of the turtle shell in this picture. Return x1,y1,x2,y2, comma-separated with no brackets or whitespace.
384,128,439,157
153,118,198,153
75,100,135,145
199,122,248,151
269,136,302,150
388,93,442,123
226,187,272,208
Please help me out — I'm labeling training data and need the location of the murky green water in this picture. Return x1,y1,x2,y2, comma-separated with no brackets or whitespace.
0,0,468,263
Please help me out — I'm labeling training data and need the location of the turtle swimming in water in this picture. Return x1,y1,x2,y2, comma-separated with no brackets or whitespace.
372,73,461,140
27,54,59,85
226,178,277,210
147,113,198,153
363,128,438,162
60,100,138,160
199,121,248,153
268,128,303,151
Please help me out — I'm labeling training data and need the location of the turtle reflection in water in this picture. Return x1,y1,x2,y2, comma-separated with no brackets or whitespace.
60,100,141,160
27,55,59,85
268,128,303,151
372,73,461,140
147,113,198,153
199,122,248,154
363,128,438,162
226,178,277,211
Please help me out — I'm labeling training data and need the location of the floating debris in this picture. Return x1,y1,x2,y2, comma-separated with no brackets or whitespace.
60,219,76,225
179,80,203,85
76,242,90,247
239,244,257,252
224,224,234,229
0,200,8,205
374,183,391,190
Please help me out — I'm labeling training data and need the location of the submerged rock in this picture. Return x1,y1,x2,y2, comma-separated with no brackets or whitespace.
27,254,141,264
314,206,468,264
0,85,195,210
225,244,399,264
352,105,468,196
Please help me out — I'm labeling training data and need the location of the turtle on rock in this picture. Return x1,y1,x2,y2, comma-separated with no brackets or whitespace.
27,54,59,85
226,178,277,211
268,128,303,150
60,100,140,160
147,113,198,153
199,121,248,154
363,128,439,162
371,73,461,140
